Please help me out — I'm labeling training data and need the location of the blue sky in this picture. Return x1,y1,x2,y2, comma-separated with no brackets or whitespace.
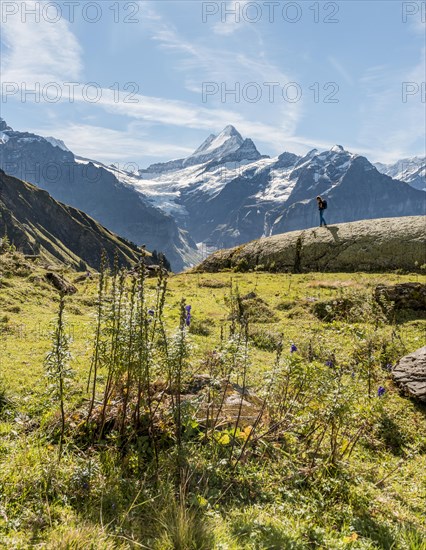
1,0,425,167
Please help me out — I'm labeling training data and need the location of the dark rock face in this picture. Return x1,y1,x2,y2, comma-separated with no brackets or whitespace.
375,283,426,310
392,347,426,402
0,122,195,271
0,170,143,270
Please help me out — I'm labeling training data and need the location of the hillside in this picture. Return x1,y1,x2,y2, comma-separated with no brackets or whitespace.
196,216,426,273
0,169,143,270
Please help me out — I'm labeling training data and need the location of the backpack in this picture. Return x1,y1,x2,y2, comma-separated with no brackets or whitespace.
322,200,328,210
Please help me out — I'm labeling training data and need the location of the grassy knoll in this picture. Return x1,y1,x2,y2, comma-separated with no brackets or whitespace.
0,251,425,549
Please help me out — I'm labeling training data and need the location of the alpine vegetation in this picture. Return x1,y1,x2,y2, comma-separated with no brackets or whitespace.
1,242,425,547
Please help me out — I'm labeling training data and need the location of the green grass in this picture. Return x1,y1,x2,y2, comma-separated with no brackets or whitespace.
0,251,425,549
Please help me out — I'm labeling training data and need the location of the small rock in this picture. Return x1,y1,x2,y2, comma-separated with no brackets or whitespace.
45,272,77,295
183,374,264,427
392,346,426,402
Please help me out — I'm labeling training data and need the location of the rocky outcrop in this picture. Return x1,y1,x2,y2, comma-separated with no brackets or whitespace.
375,283,426,310
392,347,426,402
195,217,426,273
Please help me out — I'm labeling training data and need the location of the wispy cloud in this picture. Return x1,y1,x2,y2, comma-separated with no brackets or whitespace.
1,0,307,158
212,0,249,35
0,0,82,83
328,56,354,86
357,48,425,161
139,3,303,136
35,122,194,164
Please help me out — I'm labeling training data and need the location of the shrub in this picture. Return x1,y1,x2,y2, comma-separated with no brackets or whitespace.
189,317,212,336
276,300,296,311
233,257,249,272
249,327,282,351
198,278,230,288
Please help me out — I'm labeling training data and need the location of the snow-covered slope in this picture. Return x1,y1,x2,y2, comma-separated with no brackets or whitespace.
375,157,425,191
44,136,70,152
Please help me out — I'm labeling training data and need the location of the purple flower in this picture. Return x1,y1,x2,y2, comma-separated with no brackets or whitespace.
185,305,191,313
385,363,393,371
148,309,155,316
185,313,191,327
325,360,334,368
290,344,297,353
377,386,386,397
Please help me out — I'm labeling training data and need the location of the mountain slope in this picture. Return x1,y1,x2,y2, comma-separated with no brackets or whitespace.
196,216,426,273
0,119,196,271
0,169,143,270
375,157,425,191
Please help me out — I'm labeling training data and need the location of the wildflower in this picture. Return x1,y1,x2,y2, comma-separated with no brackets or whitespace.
343,532,358,543
148,309,155,316
385,363,393,371
184,304,191,327
290,343,297,353
377,386,386,397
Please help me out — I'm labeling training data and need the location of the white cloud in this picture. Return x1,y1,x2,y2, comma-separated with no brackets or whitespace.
36,122,194,164
212,0,249,35
0,0,82,83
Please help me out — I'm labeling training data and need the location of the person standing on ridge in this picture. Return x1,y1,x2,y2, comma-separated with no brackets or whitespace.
316,196,328,227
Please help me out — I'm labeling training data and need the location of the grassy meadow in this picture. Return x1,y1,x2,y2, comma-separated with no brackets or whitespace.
0,250,425,549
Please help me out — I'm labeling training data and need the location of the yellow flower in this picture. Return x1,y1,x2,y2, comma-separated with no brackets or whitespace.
218,433,230,445
343,533,358,543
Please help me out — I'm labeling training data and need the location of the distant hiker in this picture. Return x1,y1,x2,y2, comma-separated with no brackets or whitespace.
316,196,327,227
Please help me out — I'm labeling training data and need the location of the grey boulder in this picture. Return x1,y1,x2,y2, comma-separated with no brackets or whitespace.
392,346,426,402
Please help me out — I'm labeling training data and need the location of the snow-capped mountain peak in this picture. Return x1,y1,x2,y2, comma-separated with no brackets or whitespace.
183,125,245,166
375,156,426,191
140,125,260,174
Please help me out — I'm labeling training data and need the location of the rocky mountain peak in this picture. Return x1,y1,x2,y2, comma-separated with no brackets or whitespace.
182,125,249,167
220,124,242,138
0,118,13,132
